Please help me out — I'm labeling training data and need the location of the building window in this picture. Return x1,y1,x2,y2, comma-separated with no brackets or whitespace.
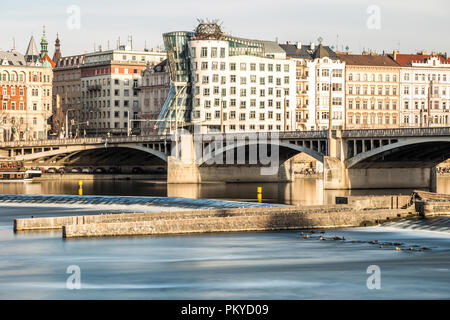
211,47,217,58
201,47,208,57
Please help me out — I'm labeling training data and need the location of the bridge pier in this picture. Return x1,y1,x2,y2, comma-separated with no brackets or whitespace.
324,160,433,190
167,134,201,184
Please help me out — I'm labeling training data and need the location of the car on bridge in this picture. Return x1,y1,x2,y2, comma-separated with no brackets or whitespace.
108,167,121,174
46,167,57,174
93,167,106,174
69,167,82,173
81,167,93,174
150,167,167,174
132,167,144,174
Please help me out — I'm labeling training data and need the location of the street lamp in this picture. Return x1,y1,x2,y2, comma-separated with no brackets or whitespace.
65,108,77,138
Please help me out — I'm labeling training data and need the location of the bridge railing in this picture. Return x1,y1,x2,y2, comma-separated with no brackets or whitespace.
341,127,450,138
198,130,328,141
0,135,174,148
2,127,450,148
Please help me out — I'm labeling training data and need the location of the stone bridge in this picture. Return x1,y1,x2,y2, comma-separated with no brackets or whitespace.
1,127,449,189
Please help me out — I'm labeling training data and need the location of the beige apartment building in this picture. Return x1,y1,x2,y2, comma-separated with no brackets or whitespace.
52,35,85,137
337,53,401,129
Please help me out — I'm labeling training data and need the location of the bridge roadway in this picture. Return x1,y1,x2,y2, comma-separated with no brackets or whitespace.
0,127,449,189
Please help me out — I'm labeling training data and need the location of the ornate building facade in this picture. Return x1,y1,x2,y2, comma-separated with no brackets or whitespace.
0,27,53,142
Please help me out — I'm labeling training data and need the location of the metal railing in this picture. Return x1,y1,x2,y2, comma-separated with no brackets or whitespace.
341,127,450,138
0,134,173,148
2,127,450,148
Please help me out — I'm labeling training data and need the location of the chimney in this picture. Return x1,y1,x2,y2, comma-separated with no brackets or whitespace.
297,42,302,49
310,42,315,50
393,49,399,61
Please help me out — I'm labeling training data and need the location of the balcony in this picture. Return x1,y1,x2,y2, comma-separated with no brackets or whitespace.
1,95,10,100
87,84,102,91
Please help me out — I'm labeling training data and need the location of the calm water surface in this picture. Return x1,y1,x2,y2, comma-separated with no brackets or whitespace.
0,177,449,299
2,175,450,204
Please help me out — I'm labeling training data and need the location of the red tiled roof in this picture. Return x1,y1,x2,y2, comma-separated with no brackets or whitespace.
337,53,399,67
388,53,449,67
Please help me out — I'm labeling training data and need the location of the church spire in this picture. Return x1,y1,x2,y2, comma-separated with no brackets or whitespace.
53,32,62,64
25,35,40,65
40,25,48,57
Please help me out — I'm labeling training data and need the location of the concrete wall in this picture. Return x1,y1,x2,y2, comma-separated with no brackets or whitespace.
15,204,354,231
415,200,450,217
347,168,431,189
335,195,412,210
63,208,415,238
197,161,293,183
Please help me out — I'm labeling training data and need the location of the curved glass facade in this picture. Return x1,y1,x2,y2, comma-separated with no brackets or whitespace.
157,32,194,132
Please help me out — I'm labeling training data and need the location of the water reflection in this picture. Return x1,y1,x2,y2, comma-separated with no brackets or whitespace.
1,175,449,205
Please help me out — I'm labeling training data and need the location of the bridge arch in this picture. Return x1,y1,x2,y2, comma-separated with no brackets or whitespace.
346,137,450,169
198,140,325,166
13,144,168,163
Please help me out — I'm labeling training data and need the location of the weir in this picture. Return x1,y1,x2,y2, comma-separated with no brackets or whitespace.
12,193,424,238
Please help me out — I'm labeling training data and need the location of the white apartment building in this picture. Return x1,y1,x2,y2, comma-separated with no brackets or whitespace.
306,45,345,130
281,42,344,131
189,39,296,133
159,23,296,134
80,47,166,135
389,51,450,127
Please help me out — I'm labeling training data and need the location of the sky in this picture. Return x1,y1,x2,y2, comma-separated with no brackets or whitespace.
0,0,449,57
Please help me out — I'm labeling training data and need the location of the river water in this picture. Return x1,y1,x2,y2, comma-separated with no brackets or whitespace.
0,177,449,299
3,175,450,205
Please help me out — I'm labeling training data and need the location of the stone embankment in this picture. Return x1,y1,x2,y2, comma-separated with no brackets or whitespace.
413,190,450,217
14,204,353,231
336,195,412,210
61,208,413,238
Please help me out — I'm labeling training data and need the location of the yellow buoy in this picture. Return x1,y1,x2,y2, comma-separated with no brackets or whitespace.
257,187,262,203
